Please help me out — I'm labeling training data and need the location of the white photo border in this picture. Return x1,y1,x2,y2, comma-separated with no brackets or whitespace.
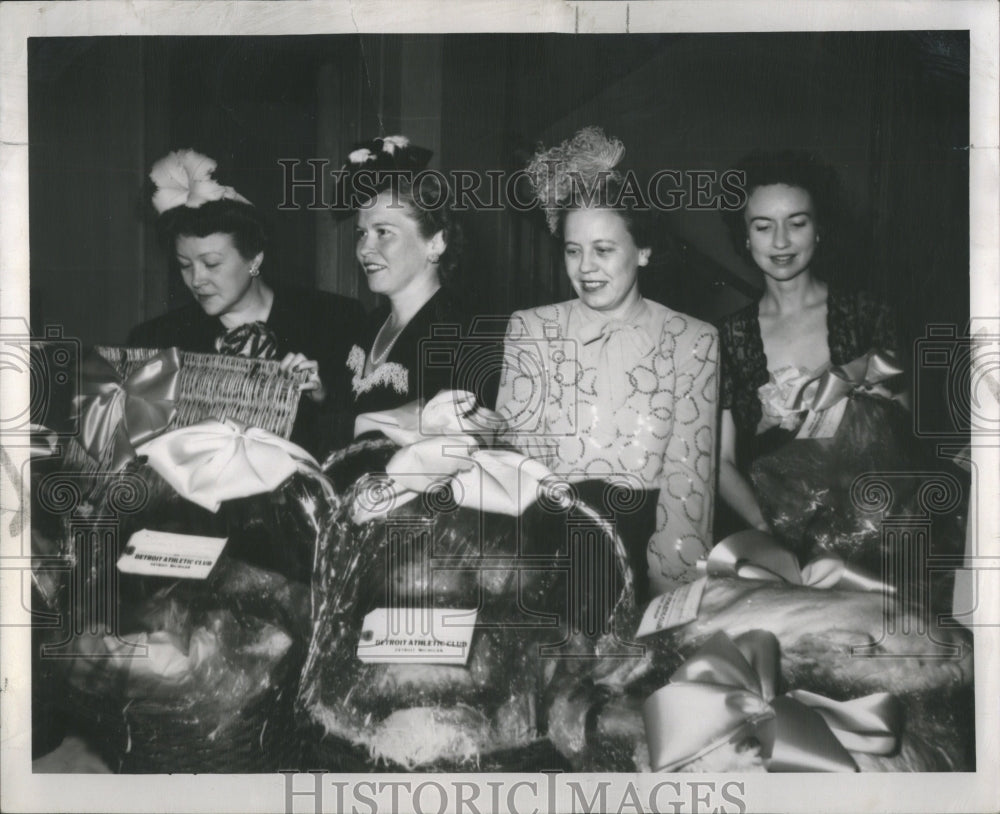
1,2,997,813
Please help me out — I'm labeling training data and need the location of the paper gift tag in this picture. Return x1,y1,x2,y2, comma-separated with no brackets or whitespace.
356,607,477,664
117,529,227,579
635,577,706,638
796,397,848,439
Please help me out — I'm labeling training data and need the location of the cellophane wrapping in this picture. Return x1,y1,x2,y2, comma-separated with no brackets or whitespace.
297,439,633,771
546,576,975,773
50,459,337,770
749,394,967,604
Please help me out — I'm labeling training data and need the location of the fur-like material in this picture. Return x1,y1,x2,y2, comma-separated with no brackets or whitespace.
547,577,974,772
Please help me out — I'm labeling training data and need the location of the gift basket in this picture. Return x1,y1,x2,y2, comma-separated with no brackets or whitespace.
297,393,636,771
44,346,333,772
747,351,968,606
64,346,306,489
544,531,975,773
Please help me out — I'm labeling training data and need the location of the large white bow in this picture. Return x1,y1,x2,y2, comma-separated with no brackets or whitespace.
352,390,553,522
136,417,318,511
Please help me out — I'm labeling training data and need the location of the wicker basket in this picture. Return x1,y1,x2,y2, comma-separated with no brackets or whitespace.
54,345,317,772
65,346,309,484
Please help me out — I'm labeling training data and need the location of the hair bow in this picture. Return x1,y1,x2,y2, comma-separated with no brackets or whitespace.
150,149,252,214
643,629,903,772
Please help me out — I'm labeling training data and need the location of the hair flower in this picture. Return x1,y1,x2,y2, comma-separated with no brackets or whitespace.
348,148,375,164
380,135,410,155
149,149,251,214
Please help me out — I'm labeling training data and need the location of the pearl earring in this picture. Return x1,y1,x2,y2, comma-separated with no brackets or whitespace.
249,261,261,277
428,253,440,264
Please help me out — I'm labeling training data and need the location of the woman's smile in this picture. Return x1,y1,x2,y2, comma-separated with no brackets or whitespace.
770,253,797,266
562,207,649,319
744,184,818,282
355,192,442,300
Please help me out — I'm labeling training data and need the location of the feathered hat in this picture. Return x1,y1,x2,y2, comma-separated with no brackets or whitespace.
524,126,626,234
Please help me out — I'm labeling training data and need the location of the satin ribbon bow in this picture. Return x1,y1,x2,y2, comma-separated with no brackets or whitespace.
352,390,553,522
579,314,655,409
643,629,902,772
136,417,318,512
75,348,181,470
702,530,894,593
790,349,903,413
214,321,279,359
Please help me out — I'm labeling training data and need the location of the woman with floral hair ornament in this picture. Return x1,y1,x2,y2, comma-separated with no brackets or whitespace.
495,127,719,598
334,135,499,418
130,149,366,455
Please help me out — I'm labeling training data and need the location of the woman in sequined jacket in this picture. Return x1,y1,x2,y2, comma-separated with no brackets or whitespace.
496,129,719,598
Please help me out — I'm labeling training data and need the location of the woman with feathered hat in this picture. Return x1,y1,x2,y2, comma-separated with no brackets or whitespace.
496,127,719,598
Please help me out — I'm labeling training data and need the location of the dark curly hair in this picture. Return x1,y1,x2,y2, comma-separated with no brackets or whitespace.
723,149,848,278
156,198,268,264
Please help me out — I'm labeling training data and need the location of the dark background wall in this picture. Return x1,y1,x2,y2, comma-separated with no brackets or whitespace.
29,32,969,394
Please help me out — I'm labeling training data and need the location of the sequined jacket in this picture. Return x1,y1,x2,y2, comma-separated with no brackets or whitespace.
496,298,719,594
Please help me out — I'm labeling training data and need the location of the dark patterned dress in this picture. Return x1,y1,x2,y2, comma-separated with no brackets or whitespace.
719,286,900,467
346,287,500,418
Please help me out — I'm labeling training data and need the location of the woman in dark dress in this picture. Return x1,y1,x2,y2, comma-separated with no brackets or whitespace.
130,150,366,455
718,150,902,534
335,136,498,420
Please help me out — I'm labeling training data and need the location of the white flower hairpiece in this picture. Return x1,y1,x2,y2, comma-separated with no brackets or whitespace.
149,149,252,214
380,135,410,155
348,148,375,164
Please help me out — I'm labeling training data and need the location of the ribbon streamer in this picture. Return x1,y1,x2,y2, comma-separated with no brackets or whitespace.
702,530,894,593
352,390,553,522
576,301,655,411
643,630,902,772
790,349,903,413
75,348,181,470
136,417,318,512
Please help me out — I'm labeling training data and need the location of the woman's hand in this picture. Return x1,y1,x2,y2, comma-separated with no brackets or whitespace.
279,352,326,403
719,409,772,533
